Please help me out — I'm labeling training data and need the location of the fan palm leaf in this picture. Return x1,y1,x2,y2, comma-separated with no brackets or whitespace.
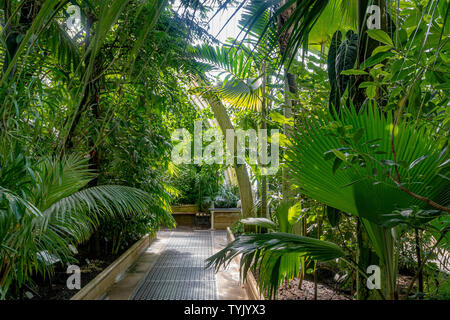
192,43,263,110
286,103,449,298
287,104,449,224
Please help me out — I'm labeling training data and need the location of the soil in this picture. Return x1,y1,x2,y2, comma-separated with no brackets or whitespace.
28,251,120,300
252,265,417,300
278,277,351,300
276,275,417,300
276,274,417,300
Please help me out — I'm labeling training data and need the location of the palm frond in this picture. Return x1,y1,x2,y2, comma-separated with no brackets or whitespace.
32,154,94,211
286,103,449,297
44,21,82,74
238,0,279,59
45,184,175,243
0,153,175,297
192,43,263,110
241,217,278,230
206,232,345,299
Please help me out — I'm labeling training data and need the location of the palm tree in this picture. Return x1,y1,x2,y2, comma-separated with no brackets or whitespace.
192,2,283,220
0,153,174,299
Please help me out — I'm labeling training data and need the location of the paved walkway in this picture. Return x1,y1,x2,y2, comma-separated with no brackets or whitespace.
103,228,248,300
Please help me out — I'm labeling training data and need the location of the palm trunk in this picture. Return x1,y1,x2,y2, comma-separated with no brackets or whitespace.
259,65,268,221
205,93,254,220
63,13,100,153
277,1,299,203
313,207,323,299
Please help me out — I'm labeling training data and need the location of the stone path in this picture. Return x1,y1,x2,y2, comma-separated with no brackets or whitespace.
103,228,247,300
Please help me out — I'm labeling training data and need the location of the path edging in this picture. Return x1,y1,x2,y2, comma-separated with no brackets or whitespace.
71,233,155,300
226,227,264,300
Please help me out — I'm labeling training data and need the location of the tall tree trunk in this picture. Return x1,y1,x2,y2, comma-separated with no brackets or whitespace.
63,13,99,152
259,65,268,220
277,1,298,203
277,1,304,239
204,93,254,220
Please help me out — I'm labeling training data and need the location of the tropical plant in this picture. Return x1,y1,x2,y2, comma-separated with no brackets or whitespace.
214,184,240,208
237,200,306,297
0,153,174,299
207,103,449,299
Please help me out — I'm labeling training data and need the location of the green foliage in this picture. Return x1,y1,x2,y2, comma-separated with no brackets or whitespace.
0,152,174,298
236,200,310,298
207,232,345,299
169,164,222,206
288,104,448,225
98,214,158,256
0,0,449,301
214,184,240,208
287,103,448,297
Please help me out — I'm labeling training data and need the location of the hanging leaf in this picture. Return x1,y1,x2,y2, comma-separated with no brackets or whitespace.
332,149,347,161
335,30,358,96
332,157,343,174
288,202,302,225
360,51,395,69
367,29,394,46
328,31,343,113
326,206,340,227
371,45,392,56
366,85,376,99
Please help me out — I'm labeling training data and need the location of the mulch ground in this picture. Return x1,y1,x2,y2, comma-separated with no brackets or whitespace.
30,255,118,300
278,277,351,300
276,274,417,300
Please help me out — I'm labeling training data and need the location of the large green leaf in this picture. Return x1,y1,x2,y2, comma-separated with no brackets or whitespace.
335,30,358,96
192,44,262,110
286,104,449,225
328,30,343,113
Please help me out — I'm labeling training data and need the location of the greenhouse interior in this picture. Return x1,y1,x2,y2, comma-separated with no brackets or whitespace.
0,0,449,310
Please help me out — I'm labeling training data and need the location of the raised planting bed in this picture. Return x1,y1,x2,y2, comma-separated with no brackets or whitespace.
226,227,263,300
211,208,241,230
70,233,155,300
171,204,199,226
